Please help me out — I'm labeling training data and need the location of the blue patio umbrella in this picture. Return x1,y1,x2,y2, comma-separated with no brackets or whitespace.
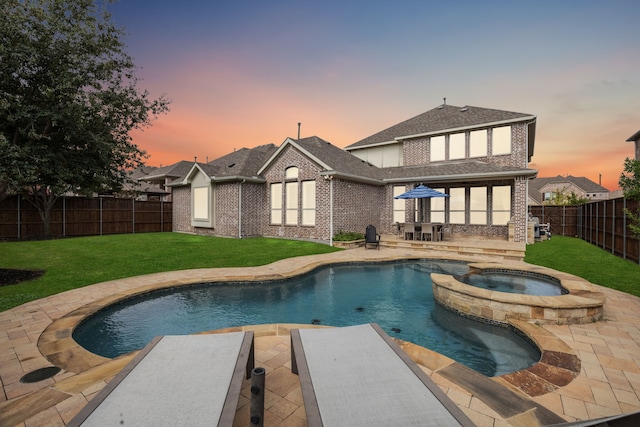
394,185,449,199
395,185,449,223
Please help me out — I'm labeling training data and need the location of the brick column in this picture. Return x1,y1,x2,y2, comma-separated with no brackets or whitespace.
513,177,528,242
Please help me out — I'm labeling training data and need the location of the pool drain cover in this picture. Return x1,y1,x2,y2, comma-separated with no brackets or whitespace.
20,366,61,383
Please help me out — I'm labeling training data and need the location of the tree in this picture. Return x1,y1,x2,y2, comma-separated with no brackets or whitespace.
544,187,590,206
619,157,640,238
0,0,170,236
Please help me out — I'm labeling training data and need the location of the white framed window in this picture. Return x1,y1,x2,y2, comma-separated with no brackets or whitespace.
492,186,512,225
193,187,209,220
285,181,298,225
285,167,298,179
469,129,487,157
430,188,446,223
449,133,465,160
492,126,511,155
449,187,465,224
392,186,406,223
430,135,445,162
270,183,282,224
470,187,487,225
301,181,316,226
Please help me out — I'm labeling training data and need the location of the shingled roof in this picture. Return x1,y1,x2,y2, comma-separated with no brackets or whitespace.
346,104,536,150
528,175,609,204
626,130,640,142
206,144,278,179
379,160,537,183
295,136,381,181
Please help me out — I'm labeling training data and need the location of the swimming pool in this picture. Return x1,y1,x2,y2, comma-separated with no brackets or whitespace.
73,259,540,377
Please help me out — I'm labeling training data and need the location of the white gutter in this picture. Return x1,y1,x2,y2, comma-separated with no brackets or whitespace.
320,171,384,186
382,169,538,184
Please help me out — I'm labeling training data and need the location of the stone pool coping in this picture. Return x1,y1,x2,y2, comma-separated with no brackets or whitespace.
33,250,600,425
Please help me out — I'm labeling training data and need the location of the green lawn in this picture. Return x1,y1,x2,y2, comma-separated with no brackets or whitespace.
524,235,640,297
0,233,340,311
2,233,639,313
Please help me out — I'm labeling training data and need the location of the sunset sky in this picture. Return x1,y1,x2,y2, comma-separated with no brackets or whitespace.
109,0,639,190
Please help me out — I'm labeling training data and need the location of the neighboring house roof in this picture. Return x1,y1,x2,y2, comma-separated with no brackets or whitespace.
626,130,640,142
123,166,169,195
143,160,194,183
379,161,537,183
528,175,609,204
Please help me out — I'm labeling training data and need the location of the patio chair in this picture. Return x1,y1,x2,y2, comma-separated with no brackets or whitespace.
67,332,255,427
403,222,417,240
290,323,474,427
364,224,380,249
420,223,433,241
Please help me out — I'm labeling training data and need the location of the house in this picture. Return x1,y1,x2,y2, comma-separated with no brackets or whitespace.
528,175,610,206
627,130,640,160
168,104,537,243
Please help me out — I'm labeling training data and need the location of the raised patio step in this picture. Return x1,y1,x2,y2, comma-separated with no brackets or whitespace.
379,238,525,261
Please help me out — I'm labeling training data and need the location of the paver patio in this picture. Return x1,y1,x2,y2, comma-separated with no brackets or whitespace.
1,245,640,426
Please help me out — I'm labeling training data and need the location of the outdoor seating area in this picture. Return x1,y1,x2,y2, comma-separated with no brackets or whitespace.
399,222,447,241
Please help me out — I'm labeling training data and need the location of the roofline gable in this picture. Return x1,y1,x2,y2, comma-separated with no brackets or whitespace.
173,163,210,186
257,137,332,175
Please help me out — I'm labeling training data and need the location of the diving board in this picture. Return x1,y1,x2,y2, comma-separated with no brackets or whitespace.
291,324,474,426
68,332,254,427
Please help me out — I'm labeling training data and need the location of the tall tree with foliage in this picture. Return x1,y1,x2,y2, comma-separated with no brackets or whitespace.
619,157,640,238
0,0,170,235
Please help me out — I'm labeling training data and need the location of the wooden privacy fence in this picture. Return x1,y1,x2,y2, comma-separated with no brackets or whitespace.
531,198,640,264
0,195,172,240
530,205,579,238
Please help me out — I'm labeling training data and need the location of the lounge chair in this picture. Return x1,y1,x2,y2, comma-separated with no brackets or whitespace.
364,224,380,249
67,332,254,427
290,324,474,426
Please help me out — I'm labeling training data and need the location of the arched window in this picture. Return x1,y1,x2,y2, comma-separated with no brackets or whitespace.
285,167,298,179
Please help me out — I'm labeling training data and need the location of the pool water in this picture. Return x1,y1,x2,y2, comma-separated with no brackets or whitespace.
459,271,565,296
73,260,540,377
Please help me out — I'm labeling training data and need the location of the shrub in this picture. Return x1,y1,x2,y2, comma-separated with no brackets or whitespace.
333,231,364,241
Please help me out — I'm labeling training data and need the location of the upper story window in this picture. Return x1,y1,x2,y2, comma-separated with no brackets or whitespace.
430,135,445,162
492,126,512,155
285,166,299,179
469,129,487,157
449,133,465,160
